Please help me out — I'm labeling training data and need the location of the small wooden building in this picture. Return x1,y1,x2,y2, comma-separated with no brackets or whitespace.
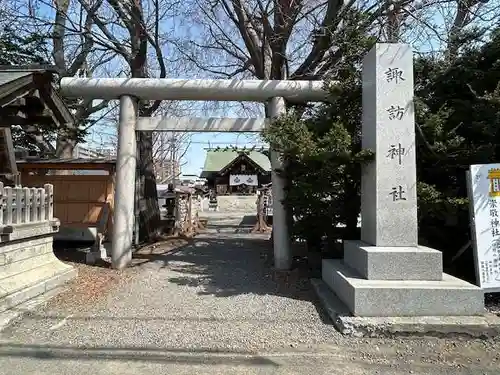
17,158,116,247
0,67,74,184
200,147,271,195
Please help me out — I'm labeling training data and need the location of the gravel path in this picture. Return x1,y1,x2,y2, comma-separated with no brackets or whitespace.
0,231,339,351
1,226,500,374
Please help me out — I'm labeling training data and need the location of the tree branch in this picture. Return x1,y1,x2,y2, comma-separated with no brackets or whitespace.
77,0,132,59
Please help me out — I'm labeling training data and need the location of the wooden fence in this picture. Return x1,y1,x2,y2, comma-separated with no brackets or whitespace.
20,174,114,232
0,182,54,225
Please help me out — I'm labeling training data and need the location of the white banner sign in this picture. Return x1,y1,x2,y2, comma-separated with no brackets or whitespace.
264,194,273,216
467,164,500,290
229,174,258,186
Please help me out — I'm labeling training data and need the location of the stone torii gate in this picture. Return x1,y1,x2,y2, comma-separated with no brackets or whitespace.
60,78,327,270
60,43,483,318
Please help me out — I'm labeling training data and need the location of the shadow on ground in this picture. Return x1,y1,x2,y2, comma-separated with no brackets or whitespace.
51,215,258,267
133,233,329,318
52,240,106,266
50,216,330,324
0,343,278,366
239,215,257,226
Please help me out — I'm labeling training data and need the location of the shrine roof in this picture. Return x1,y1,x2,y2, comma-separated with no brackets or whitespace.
0,66,74,180
200,148,270,178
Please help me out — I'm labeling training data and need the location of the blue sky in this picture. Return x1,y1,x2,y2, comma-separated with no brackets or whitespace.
86,118,265,177
85,102,267,176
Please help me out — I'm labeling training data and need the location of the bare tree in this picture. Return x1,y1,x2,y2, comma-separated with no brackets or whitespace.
152,132,191,183
171,0,500,83
166,0,500,242
82,0,174,240
6,0,183,240
0,0,114,157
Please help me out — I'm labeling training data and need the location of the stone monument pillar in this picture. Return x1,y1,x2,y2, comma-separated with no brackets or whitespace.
321,43,483,317
359,44,418,248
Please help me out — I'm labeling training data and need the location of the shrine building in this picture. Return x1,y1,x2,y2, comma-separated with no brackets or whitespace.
200,147,271,196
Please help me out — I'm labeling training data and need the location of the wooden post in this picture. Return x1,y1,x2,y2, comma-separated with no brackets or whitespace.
252,190,272,233
187,193,193,236
194,195,204,230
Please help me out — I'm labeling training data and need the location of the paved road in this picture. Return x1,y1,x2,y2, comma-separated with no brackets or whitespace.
0,345,497,375
0,340,498,375
1,225,500,374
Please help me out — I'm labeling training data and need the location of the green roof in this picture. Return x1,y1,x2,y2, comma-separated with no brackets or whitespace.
201,149,271,178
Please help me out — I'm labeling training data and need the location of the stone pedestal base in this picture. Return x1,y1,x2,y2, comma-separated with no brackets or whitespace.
312,278,500,337
344,240,443,280
322,259,484,317
326,240,484,317
322,259,484,316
